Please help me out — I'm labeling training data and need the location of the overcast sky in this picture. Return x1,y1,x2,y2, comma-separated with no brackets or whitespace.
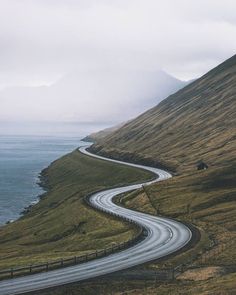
0,0,236,125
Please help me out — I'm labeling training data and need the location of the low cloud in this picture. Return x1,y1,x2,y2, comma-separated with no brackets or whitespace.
0,0,235,122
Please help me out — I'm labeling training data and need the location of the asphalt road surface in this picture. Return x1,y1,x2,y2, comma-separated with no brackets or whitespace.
0,146,192,295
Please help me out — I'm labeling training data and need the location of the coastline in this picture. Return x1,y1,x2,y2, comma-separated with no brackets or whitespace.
0,136,86,226
0,146,152,270
5,168,50,225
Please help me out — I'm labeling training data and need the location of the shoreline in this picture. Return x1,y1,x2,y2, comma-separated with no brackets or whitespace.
0,137,89,227
20,167,51,215
0,144,153,272
3,154,65,226
4,169,49,226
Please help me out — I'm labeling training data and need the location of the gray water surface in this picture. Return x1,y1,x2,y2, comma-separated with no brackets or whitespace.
0,135,87,225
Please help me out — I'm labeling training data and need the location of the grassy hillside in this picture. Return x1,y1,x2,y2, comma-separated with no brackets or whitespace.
91,54,236,172
0,149,152,269
82,54,236,294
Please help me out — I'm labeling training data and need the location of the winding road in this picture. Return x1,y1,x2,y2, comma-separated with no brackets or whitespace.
0,146,192,295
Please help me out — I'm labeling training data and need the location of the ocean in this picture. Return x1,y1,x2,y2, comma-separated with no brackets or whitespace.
0,135,89,225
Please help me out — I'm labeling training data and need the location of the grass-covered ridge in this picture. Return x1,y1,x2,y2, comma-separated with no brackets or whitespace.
91,54,236,172
0,148,153,269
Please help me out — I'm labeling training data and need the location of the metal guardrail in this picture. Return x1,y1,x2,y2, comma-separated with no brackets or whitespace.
1,187,231,281
0,241,138,279
0,192,148,280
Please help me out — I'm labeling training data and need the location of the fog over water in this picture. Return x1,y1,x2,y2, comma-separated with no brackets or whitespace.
0,121,113,137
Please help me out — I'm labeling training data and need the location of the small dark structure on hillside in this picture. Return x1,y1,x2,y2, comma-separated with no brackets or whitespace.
197,161,208,170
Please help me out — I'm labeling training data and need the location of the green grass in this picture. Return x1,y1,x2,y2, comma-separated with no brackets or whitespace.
0,149,153,269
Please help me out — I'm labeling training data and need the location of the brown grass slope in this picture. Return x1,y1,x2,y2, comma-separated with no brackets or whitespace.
91,54,236,172
85,55,236,294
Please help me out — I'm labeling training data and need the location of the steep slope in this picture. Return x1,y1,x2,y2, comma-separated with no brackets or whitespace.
91,54,236,172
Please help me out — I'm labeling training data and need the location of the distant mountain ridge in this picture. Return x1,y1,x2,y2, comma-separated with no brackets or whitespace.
91,54,236,172
0,69,187,123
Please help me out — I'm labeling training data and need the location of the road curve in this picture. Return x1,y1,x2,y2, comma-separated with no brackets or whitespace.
0,146,192,295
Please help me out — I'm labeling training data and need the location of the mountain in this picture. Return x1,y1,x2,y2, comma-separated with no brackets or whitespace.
89,56,236,292
90,54,236,172
0,70,187,123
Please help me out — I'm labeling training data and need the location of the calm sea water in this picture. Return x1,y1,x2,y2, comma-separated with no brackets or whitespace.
0,135,89,225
